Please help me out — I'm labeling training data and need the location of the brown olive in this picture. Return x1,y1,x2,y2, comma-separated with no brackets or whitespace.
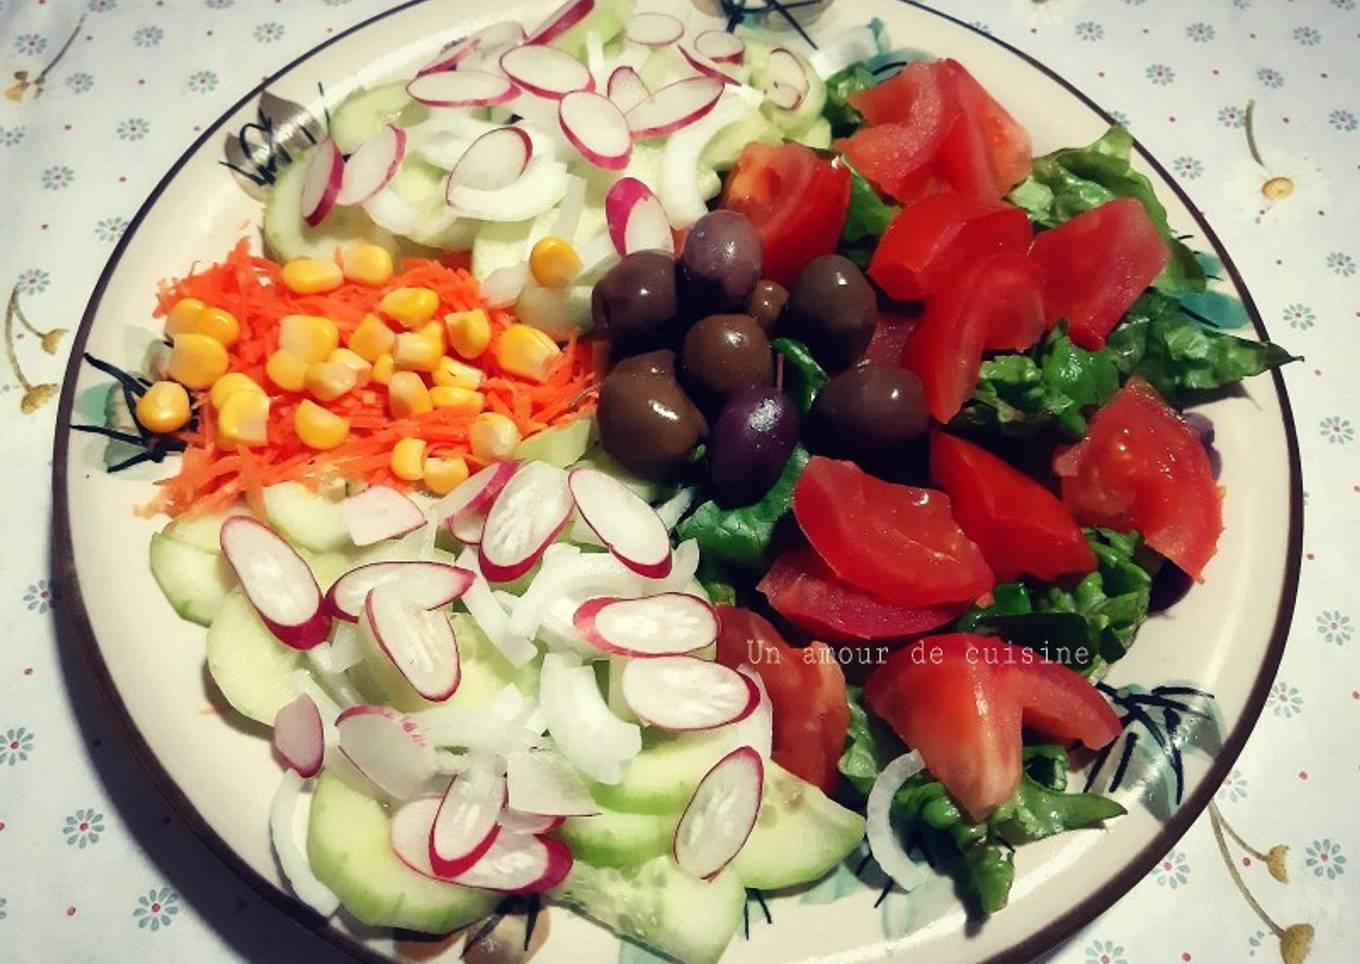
806,365,929,467
680,210,763,314
597,370,706,479
591,251,680,358
611,349,676,379
781,254,878,370
681,313,773,413
747,280,788,334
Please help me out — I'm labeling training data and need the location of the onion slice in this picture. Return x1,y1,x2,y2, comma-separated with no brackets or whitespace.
604,176,672,256
499,809,564,835
300,138,343,227
406,70,519,108
606,65,650,114
447,156,569,222
506,748,600,817
573,593,717,658
621,657,759,732
429,764,505,878
363,583,462,702
455,547,540,667
340,485,426,547
270,770,341,916
626,76,724,139
479,461,574,583
867,750,929,892
336,706,437,801
273,694,325,777
539,653,641,785
658,92,753,229
500,44,595,101
673,745,763,880
220,517,330,651
325,561,471,622
809,25,879,80
569,467,672,577
624,12,684,47
558,90,632,170
695,30,745,65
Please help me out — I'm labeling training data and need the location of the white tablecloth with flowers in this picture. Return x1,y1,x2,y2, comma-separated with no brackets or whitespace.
1,1,1356,962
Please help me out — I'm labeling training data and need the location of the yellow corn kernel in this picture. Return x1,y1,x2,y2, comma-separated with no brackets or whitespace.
305,361,359,402
430,386,486,416
418,320,448,353
390,437,427,482
328,347,373,387
495,324,561,383
217,388,270,449
209,372,264,410
346,313,396,363
342,244,394,287
266,349,309,392
281,257,344,294
135,380,191,434
294,399,350,450
379,286,439,329
165,297,206,338
392,331,443,373
168,332,230,390
278,314,340,363
469,412,521,462
194,307,241,347
433,355,484,390
445,309,491,360
388,371,433,418
372,353,395,385
529,235,583,289
423,455,470,496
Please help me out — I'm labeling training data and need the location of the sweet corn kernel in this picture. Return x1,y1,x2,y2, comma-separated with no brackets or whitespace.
281,257,344,294
529,235,583,289
430,386,486,416
433,355,485,390
194,307,241,347
278,314,340,363
423,455,470,496
346,313,396,363
392,331,443,373
446,309,491,359
380,287,439,329
390,437,427,481
342,244,394,287
388,371,433,418
165,297,206,338
495,324,561,383
217,388,270,449
305,361,359,402
469,412,521,462
372,353,395,385
328,347,373,387
135,381,191,434
209,372,264,410
294,399,350,450
266,349,309,392
168,333,230,390
418,320,448,353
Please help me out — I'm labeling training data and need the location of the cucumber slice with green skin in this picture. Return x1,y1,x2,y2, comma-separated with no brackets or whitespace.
150,532,236,626
329,82,431,154
163,510,239,554
512,418,595,468
307,770,499,932
263,482,351,554
699,111,783,171
206,591,304,725
546,0,633,60
265,150,402,261
753,49,829,135
790,115,833,150
555,806,672,868
590,727,745,815
550,856,745,964
470,208,558,280
730,761,865,890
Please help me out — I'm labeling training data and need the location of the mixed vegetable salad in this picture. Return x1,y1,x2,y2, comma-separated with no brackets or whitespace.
112,1,1298,960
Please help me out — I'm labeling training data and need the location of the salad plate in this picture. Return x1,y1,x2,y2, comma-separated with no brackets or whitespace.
52,1,1302,962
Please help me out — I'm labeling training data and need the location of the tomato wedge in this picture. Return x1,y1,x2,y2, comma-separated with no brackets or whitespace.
792,455,994,607
1054,377,1222,579
715,606,848,793
721,142,852,287
943,60,1032,193
930,431,1096,581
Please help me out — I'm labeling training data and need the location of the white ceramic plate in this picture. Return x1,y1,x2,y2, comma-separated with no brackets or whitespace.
53,2,1302,962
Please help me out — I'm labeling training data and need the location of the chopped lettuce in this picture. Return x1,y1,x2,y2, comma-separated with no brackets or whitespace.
676,444,809,568
839,685,902,796
822,64,876,137
839,162,899,267
771,338,829,414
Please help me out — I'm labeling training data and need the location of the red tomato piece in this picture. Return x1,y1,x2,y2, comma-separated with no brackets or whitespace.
868,193,1032,302
715,606,848,793
1054,377,1223,579
1028,197,1171,349
792,456,994,608
929,430,1096,581
721,142,852,287
1008,655,1123,751
943,60,1032,193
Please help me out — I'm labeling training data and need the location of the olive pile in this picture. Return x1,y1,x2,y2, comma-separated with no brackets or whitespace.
593,210,930,503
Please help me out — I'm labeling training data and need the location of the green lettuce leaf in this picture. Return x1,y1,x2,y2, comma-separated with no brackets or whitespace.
839,162,899,267
839,686,903,797
675,444,809,568
822,64,876,137
771,337,829,414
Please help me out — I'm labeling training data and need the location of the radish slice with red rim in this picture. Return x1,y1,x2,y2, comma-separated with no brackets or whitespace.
558,90,632,171
300,138,343,228
428,765,506,878
505,748,600,817
220,517,330,650
569,467,672,577
673,745,764,880
499,809,564,835
677,45,739,85
447,126,533,196
417,35,480,75
621,657,760,732
500,44,595,101
436,460,519,543
336,705,436,801
604,177,673,256
573,593,717,658
625,76,724,139
451,832,573,893
624,11,684,47
764,47,810,108
406,69,519,108
337,125,406,206
526,0,594,45
273,694,325,777
363,583,462,702
325,561,472,622
695,30,745,64
478,461,574,583
340,485,426,547
765,81,803,111
606,65,649,114
390,796,443,878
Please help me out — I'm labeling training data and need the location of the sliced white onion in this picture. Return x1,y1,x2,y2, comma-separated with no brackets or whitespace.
559,90,632,170
695,30,745,65
809,25,879,80
407,69,519,108
867,750,929,892
506,747,600,816
270,770,341,916
622,657,759,732
569,467,672,578
526,0,595,45
454,547,540,667
340,485,426,547
574,593,718,658
606,65,650,114
325,623,364,672
508,544,646,640
551,174,587,242
624,11,684,47
673,746,763,879
574,230,620,280
655,486,696,531
273,694,325,777
539,652,641,785
220,517,329,651
585,29,606,88
500,44,595,100
337,124,407,206
300,138,343,227
447,126,532,196
481,262,531,309
765,81,803,111
429,763,505,878
362,185,426,237
325,561,473,623
335,705,437,802
658,92,754,229
479,461,574,583
652,538,700,593
448,156,569,222
409,704,540,755
499,809,563,835
626,76,724,140
364,584,461,702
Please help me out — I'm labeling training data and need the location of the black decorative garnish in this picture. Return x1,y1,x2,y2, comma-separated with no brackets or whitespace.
72,352,188,472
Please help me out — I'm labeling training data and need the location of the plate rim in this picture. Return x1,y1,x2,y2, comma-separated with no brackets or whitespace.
48,2,1304,962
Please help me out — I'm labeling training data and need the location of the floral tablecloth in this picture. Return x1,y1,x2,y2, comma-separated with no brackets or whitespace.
1,1,1356,962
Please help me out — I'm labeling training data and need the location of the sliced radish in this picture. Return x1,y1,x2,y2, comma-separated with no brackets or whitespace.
573,593,717,658
764,47,810,110
300,138,343,228
505,748,600,817
452,831,573,893
220,517,330,650
447,156,570,222
621,657,759,732
325,561,472,622
765,82,803,111
735,665,773,759
604,177,673,256
673,745,763,880
447,126,532,196
336,124,407,206
558,90,631,171
500,45,595,101
390,796,443,877
479,461,574,583
624,12,684,47
678,45,739,86
527,0,594,45
695,30,745,65
569,467,672,578
270,770,341,917
273,694,325,777
406,70,519,108
417,35,480,76
340,485,426,548
499,809,564,835
539,653,641,785
475,21,528,50
606,66,649,114
336,705,436,801
437,461,519,544
626,75,724,139
429,765,506,878
867,750,929,891
364,583,461,702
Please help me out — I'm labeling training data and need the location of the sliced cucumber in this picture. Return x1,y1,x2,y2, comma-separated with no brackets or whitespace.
590,727,744,815
512,418,595,468
699,111,783,172
550,856,745,964
391,155,447,204
754,49,829,135
264,150,401,261
730,761,865,890
162,509,238,554
150,532,236,626
206,591,303,725
263,482,351,553
516,284,595,338
307,770,499,932
329,82,431,154
555,806,672,868
470,208,556,280
791,115,833,150
547,0,633,60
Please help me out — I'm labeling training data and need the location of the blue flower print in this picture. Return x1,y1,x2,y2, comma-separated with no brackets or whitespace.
1320,416,1354,444
1256,68,1284,89
96,217,129,242
1186,23,1215,43
1146,64,1175,85
66,72,94,94
24,579,57,613
1075,22,1104,42
16,269,50,295
1172,156,1203,179
1304,839,1346,879
188,70,218,94
1218,105,1248,128
87,0,118,11
1329,109,1357,132
1270,680,1303,717
0,727,35,765
1317,611,1352,645
116,117,150,142
1293,26,1322,46
133,888,180,931
1327,251,1356,276
0,126,25,148
63,808,106,848
14,34,48,56
1282,304,1314,330
254,22,285,43
132,26,163,48
41,166,74,191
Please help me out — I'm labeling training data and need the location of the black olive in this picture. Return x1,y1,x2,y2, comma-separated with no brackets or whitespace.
591,251,680,358
747,280,789,334
681,313,773,414
781,254,878,370
596,369,705,480
806,365,929,467
612,349,676,379
708,386,800,506
680,210,763,315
